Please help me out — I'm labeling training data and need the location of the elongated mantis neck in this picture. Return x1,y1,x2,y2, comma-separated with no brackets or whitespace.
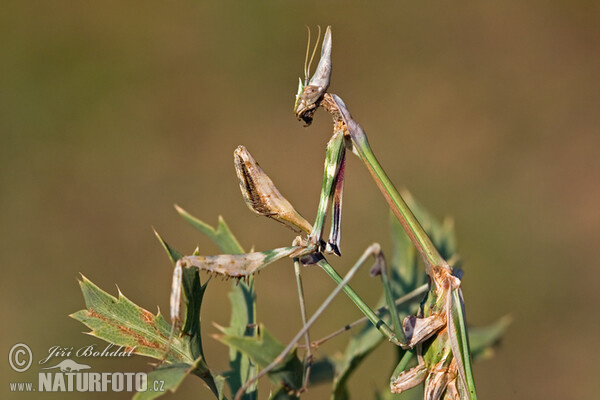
357,141,446,270
325,94,449,272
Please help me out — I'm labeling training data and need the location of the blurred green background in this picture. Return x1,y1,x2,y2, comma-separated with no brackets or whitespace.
2,1,599,399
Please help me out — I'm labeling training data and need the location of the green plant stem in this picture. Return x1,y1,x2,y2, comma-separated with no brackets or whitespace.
316,257,404,346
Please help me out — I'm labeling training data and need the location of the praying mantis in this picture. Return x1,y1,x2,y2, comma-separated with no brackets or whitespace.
168,26,478,399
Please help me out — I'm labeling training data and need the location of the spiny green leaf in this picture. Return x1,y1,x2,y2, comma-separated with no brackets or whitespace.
153,230,225,397
154,230,208,358
190,360,228,400
71,275,192,364
134,358,225,400
173,209,257,399
171,241,227,399
223,281,257,357
134,363,190,400
181,265,209,360
152,232,206,360
217,324,303,393
175,205,244,254
72,274,226,399
153,229,183,263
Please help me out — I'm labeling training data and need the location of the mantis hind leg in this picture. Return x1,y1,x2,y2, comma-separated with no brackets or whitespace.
293,258,313,394
234,243,388,400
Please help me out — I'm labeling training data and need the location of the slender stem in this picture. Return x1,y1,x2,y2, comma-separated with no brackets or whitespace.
316,257,403,347
379,258,404,341
293,258,312,392
234,244,386,400
311,283,428,347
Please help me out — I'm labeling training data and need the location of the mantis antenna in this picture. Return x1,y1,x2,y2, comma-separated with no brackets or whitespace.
304,25,321,85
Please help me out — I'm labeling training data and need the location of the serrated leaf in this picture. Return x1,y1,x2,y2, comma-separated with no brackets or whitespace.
223,278,257,362
181,265,209,360
217,324,303,393
134,363,190,400
175,206,244,254
152,232,207,361
134,358,225,400
190,360,227,400
154,228,183,263
72,273,226,399
161,237,226,399
71,275,192,364
173,209,257,399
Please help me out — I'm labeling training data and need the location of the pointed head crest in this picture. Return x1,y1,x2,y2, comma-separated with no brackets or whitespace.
294,26,332,126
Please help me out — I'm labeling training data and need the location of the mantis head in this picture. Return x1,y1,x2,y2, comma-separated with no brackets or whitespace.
294,25,332,126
